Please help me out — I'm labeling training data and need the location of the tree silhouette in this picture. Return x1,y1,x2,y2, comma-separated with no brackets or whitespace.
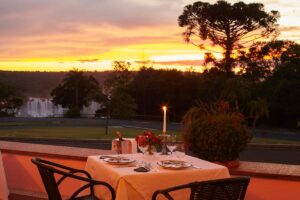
238,40,300,82
178,0,279,76
248,98,269,129
263,62,300,128
51,69,101,117
221,77,251,111
0,80,23,116
103,61,137,118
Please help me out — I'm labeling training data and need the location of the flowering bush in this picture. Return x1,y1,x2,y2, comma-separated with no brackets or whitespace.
135,131,162,147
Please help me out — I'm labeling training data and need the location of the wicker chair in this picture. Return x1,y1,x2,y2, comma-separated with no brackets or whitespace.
32,158,115,200
152,177,250,200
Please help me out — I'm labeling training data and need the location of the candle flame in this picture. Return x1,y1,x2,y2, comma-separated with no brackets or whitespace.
162,106,167,111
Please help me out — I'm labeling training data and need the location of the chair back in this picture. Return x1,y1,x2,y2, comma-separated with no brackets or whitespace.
32,158,63,200
152,177,250,200
32,157,116,200
191,177,250,200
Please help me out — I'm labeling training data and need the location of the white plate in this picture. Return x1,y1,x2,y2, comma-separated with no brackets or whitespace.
103,157,136,165
157,160,192,170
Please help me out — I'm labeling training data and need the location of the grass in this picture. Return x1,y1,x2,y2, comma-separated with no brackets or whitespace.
0,119,299,144
251,137,300,145
0,122,51,126
0,126,299,145
0,126,179,140
0,120,106,127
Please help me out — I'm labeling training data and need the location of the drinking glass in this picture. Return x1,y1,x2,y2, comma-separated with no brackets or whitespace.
166,134,177,154
174,143,186,161
112,140,122,160
137,136,149,164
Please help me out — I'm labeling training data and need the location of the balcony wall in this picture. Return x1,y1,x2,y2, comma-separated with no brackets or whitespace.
0,141,299,200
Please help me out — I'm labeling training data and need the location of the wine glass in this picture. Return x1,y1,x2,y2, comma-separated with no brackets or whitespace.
174,143,186,161
112,140,122,160
166,134,177,155
137,135,149,165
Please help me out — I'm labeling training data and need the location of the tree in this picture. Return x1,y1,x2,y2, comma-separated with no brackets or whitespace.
247,98,269,129
104,61,133,94
238,40,299,82
103,61,137,118
0,81,23,116
131,68,205,121
110,92,137,118
51,69,101,117
178,0,279,76
237,40,300,128
221,77,251,112
262,62,300,128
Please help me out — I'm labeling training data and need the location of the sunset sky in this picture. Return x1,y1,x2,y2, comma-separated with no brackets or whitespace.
0,0,299,72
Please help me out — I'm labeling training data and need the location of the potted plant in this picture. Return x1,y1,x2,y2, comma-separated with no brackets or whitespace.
182,101,251,167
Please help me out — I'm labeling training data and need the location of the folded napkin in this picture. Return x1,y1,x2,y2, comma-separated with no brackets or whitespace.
134,167,149,172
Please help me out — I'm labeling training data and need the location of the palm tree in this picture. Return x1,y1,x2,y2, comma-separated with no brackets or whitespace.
248,98,269,129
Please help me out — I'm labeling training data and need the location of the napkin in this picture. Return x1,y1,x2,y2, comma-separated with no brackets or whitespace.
134,167,149,172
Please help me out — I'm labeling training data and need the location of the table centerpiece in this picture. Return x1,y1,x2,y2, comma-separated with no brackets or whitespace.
135,131,162,155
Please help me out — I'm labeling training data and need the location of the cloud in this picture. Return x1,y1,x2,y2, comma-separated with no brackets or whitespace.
153,60,203,66
0,0,180,36
0,0,299,63
78,58,99,63
280,26,300,32
0,0,184,60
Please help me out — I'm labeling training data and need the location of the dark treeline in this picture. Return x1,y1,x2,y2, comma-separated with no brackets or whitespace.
0,71,112,98
130,68,203,121
128,65,299,128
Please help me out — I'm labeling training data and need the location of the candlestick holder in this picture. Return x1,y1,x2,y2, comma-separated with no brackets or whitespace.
159,134,169,155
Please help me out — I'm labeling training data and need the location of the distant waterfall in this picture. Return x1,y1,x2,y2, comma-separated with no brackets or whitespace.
18,97,101,118
24,97,64,117
81,101,102,117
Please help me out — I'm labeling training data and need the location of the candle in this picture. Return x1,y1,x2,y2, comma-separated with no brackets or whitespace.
162,106,167,135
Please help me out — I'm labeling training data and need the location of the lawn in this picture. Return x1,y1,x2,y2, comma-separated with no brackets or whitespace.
251,137,300,145
0,126,299,145
0,126,179,140
0,119,299,145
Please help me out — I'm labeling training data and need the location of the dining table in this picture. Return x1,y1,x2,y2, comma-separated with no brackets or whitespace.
85,153,230,200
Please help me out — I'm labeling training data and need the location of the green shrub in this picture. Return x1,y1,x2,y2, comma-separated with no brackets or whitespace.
182,101,251,162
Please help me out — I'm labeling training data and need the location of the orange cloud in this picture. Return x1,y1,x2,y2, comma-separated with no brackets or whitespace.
0,0,298,71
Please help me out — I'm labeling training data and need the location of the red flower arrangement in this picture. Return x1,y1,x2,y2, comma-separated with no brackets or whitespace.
135,131,162,148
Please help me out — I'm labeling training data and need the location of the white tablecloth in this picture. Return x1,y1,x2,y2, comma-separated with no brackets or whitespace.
111,138,137,154
85,154,229,200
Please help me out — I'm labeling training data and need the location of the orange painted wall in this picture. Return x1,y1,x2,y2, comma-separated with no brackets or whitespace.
2,153,86,197
1,152,300,199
